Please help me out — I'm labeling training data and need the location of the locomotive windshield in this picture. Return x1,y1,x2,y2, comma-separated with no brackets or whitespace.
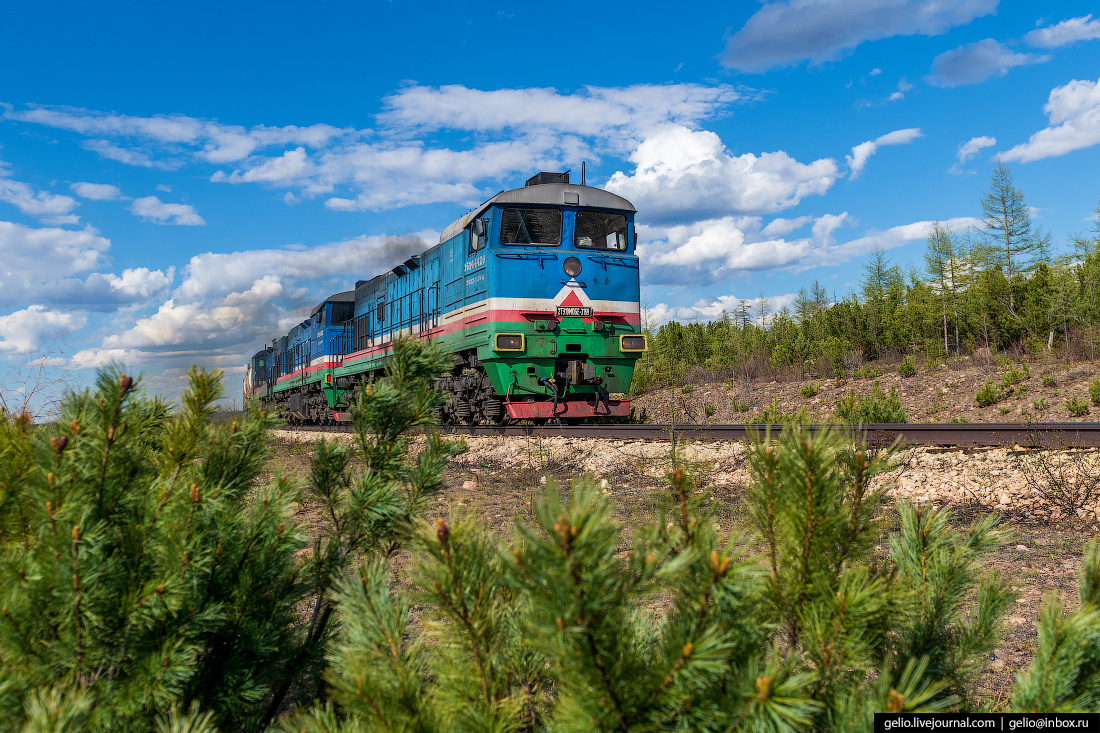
499,207,562,245
575,211,628,251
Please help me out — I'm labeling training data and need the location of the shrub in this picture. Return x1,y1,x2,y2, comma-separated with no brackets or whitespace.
680,384,695,394
1001,364,1027,389
704,403,717,418
1042,375,1057,388
800,381,819,398
1033,398,1050,412
975,381,1003,407
731,398,749,412
1017,446,1100,530
0,339,460,731
1066,397,1090,417
284,425,1014,730
898,355,917,378
747,398,811,425
852,365,882,379
951,415,969,423
1090,378,1100,405
835,380,908,423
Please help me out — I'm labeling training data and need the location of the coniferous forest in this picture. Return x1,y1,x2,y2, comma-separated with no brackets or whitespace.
632,165,1100,391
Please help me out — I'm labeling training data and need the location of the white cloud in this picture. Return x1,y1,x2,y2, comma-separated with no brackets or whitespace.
723,0,998,72
0,221,108,301
71,181,126,200
644,292,800,326
637,213,983,285
8,86,753,213
129,196,206,225
948,135,997,174
8,106,353,164
0,220,173,309
1025,15,1100,48
999,77,1100,162
83,140,171,169
870,67,883,76
836,216,984,256
71,231,436,374
0,305,86,354
846,128,923,178
378,83,746,141
605,125,839,224
0,163,80,223
958,135,997,161
761,215,813,237
928,39,1049,87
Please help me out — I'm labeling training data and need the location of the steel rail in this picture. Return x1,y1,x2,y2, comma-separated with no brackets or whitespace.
276,422,1100,447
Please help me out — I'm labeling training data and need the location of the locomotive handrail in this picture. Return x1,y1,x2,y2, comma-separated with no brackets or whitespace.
587,254,637,270
495,252,558,269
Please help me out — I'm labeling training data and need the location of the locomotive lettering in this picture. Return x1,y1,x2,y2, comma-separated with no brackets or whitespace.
556,306,591,317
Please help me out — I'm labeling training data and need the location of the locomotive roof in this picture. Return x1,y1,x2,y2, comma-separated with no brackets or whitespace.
309,290,354,317
438,183,636,244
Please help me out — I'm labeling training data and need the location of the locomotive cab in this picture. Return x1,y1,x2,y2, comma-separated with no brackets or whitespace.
435,171,646,421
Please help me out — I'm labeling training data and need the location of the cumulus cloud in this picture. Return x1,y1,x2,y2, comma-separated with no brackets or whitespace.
644,292,800,326
846,128,923,178
0,221,108,302
71,231,436,375
0,220,173,309
999,77,1100,162
637,213,982,285
378,83,746,140
948,135,997,174
71,181,126,200
1025,15,1100,48
0,305,86,354
49,268,175,310
8,85,753,213
723,0,998,72
129,196,205,225
0,163,80,224
605,125,839,224
927,39,1049,87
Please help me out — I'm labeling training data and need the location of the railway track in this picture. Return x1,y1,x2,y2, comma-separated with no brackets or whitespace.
276,422,1100,448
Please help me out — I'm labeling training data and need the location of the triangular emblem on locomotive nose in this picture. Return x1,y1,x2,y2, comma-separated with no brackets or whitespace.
554,279,593,317
559,290,585,308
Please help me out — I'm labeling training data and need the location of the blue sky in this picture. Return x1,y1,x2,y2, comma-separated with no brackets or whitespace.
1,0,1099,407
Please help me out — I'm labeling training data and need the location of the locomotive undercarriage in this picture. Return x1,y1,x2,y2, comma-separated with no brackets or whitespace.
433,350,509,426
264,349,608,426
268,382,340,426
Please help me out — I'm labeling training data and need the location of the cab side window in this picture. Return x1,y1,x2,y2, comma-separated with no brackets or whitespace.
469,217,488,254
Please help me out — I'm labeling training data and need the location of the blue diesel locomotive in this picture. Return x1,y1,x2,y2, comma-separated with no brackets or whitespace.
243,172,647,424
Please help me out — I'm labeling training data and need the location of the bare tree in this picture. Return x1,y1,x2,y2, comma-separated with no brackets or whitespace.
0,334,80,423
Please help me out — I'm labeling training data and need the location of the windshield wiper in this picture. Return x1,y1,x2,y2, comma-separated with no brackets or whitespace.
517,213,534,244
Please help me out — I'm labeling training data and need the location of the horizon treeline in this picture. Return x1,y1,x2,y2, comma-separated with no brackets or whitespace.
633,164,1100,391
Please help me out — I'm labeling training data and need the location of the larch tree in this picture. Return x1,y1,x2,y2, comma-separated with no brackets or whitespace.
980,162,1038,320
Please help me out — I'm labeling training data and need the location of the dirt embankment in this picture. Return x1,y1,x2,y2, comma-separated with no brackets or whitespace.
630,357,1099,425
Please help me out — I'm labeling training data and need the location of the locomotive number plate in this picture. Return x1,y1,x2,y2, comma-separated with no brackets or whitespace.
556,306,592,317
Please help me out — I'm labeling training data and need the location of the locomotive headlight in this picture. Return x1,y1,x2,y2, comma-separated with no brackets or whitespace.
494,333,525,352
563,257,582,277
620,335,647,352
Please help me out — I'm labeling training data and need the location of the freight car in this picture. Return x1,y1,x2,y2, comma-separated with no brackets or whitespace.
243,172,647,424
